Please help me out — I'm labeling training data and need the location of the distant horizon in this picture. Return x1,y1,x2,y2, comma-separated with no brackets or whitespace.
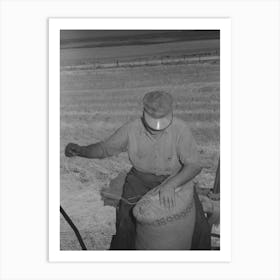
61,30,170,41
60,30,219,49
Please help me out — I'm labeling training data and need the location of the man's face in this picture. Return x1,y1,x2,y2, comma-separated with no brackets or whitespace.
141,114,169,136
144,122,164,135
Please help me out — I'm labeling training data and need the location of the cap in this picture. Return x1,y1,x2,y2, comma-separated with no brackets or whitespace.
142,91,173,130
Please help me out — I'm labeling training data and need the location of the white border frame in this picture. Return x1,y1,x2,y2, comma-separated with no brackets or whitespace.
49,18,231,262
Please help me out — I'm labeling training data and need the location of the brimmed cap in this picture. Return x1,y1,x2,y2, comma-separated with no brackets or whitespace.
143,91,173,118
143,91,173,130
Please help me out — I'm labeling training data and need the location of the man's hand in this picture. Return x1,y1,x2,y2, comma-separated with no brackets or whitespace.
159,183,176,210
65,143,81,157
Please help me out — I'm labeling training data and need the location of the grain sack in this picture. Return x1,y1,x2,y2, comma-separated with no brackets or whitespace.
133,182,195,250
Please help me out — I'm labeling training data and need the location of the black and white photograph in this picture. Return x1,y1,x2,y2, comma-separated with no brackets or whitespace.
60,28,220,250
49,18,231,262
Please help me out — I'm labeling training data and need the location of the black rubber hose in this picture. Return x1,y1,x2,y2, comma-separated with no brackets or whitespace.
60,205,87,250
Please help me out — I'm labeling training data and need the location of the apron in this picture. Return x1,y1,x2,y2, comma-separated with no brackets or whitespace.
109,167,211,250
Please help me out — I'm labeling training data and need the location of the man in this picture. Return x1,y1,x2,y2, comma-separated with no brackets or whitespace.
65,91,211,250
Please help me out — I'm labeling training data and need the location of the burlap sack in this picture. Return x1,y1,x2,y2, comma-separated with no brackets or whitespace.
133,182,195,250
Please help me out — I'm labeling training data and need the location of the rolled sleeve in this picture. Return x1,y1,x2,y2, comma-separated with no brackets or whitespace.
100,122,129,157
177,126,200,166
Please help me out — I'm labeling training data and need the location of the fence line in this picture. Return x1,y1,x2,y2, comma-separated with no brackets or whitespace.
61,50,220,72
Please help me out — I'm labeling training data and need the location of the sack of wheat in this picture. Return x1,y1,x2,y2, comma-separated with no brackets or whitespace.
133,182,196,250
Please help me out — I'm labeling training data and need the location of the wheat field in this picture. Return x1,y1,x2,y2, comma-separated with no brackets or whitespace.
60,58,220,250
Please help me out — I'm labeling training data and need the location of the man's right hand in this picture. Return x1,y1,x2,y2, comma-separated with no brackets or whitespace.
65,143,81,157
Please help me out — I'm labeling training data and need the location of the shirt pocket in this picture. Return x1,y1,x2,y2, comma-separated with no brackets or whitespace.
163,145,174,161
165,152,173,162
163,148,177,170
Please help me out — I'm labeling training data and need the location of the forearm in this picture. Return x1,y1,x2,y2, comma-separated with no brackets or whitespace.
78,142,106,159
164,162,202,189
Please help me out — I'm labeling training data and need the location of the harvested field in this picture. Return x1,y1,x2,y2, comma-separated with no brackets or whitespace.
60,44,220,250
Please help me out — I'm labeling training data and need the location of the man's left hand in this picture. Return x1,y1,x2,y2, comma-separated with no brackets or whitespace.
159,183,176,210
